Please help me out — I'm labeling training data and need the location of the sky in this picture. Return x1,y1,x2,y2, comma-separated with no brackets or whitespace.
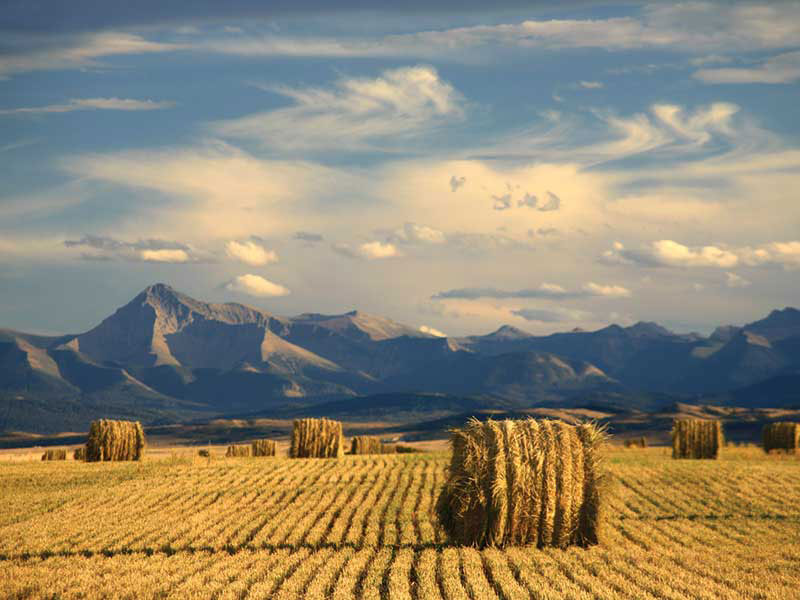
1,1,799,337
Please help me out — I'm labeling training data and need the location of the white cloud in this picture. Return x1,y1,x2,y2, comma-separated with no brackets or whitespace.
604,240,800,270
650,102,738,145
199,4,800,61
0,98,174,115
0,32,181,78
212,65,463,151
359,241,401,259
223,274,290,297
579,81,604,89
694,51,800,84
725,272,751,288
225,240,278,266
392,223,446,245
139,249,190,263
582,282,632,298
450,175,466,192
420,325,447,337
739,241,800,269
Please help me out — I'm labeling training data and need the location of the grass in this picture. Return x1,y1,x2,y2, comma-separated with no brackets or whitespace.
0,446,797,598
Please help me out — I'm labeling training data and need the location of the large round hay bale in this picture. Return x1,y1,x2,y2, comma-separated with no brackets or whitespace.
435,418,606,548
85,419,146,462
671,419,723,459
73,447,86,461
290,418,344,458
350,436,383,455
41,449,67,461
251,439,277,457
763,422,800,453
225,444,251,457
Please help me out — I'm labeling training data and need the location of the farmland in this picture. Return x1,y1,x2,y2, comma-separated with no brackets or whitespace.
0,446,798,599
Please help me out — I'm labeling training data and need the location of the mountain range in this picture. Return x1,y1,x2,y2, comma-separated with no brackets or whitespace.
1,283,799,432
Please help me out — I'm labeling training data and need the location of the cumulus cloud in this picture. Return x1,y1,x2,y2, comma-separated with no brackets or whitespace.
538,191,561,212
694,51,800,84
63,234,200,263
582,282,632,298
725,272,751,288
492,193,512,211
333,240,402,259
0,98,174,115
449,175,465,191
212,65,463,151
225,239,278,266
223,274,290,297
139,249,190,263
603,240,800,270
391,223,446,245
602,240,739,268
359,241,401,259
420,325,447,337
518,193,537,208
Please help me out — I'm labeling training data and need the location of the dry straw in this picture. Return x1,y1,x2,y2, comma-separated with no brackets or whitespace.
350,436,383,455
85,419,146,462
671,419,723,459
225,444,251,457
251,439,277,457
73,447,86,461
762,422,800,453
290,418,344,458
436,418,607,548
41,449,66,461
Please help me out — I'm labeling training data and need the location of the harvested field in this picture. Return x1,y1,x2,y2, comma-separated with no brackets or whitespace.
0,446,798,598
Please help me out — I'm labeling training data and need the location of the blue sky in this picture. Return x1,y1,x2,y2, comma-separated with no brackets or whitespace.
1,1,799,336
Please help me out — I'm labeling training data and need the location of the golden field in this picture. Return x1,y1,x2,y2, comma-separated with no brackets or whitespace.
0,445,798,599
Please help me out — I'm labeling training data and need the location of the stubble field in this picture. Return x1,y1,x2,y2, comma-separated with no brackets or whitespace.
0,446,798,599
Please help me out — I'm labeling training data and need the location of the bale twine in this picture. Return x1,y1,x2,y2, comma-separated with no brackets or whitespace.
251,439,277,457
671,419,723,459
85,419,146,462
73,447,86,461
225,444,251,457
351,436,383,455
41,449,67,461
435,418,606,548
290,418,344,458
763,422,800,453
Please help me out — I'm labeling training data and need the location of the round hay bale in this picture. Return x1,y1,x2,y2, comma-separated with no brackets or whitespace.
351,436,383,455
225,444,251,457
763,422,800,453
73,447,86,461
85,419,145,462
41,449,67,461
290,418,344,458
436,417,606,548
671,419,723,459
251,439,277,457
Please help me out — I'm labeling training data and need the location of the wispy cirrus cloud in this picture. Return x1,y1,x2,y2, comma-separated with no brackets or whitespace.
212,65,463,152
694,51,800,84
0,97,174,115
433,281,631,300
0,32,181,78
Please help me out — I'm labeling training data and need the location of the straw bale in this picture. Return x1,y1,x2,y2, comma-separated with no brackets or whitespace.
251,439,277,457
671,419,723,459
763,422,800,453
85,419,146,462
41,449,66,461
290,418,344,458
225,444,251,457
